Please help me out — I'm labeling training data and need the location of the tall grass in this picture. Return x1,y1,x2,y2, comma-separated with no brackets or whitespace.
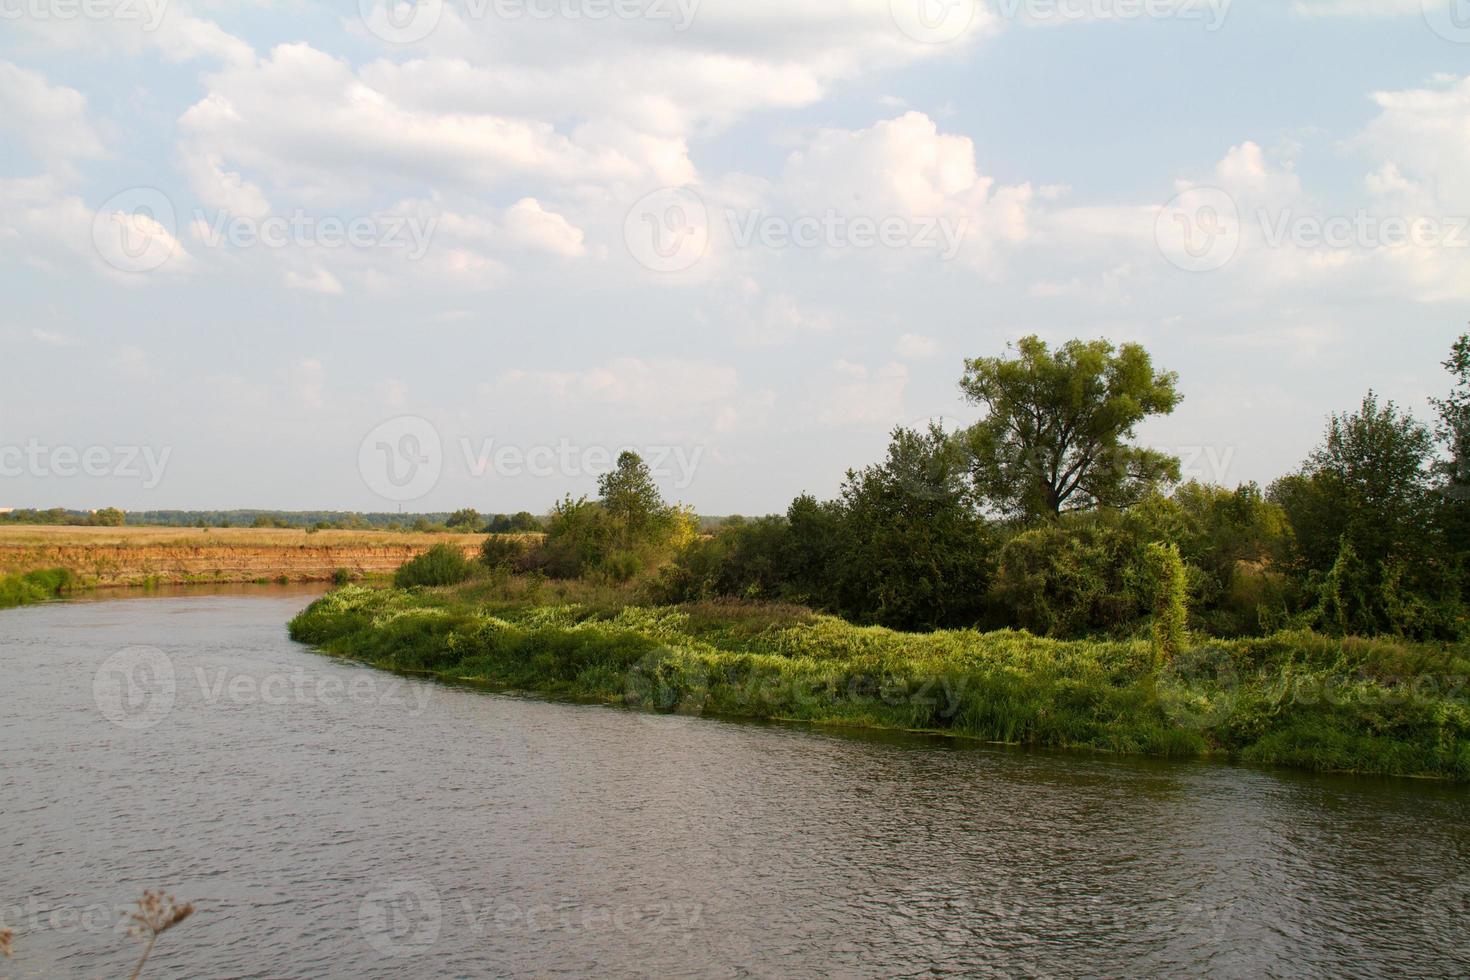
0,568,74,609
289,584,1470,782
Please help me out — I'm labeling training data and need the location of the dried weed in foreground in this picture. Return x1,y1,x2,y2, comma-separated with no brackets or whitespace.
127,890,195,980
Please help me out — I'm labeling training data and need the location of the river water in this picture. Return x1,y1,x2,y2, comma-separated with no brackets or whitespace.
2,592,1467,978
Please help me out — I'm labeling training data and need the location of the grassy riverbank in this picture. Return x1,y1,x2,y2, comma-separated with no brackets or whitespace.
0,568,74,609
289,582,1470,782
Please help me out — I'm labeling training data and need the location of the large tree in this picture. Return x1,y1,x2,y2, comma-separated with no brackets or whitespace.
959,336,1182,521
1431,330,1470,498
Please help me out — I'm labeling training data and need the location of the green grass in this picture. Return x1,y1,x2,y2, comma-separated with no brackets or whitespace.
288,582,1470,782
0,568,75,609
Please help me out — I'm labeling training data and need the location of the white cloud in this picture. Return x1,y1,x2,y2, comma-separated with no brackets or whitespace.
814,360,909,427
283,266,344,294
0,61,106,170
894,332,939,358
496,357,741,418
30,328,80,347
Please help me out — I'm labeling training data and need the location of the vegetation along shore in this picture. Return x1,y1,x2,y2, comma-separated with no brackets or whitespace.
287,333,1470,782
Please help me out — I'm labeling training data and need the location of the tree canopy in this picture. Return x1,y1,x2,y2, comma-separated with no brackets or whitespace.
959,336,1182,521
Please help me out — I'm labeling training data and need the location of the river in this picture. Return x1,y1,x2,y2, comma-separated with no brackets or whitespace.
2,591,1467,977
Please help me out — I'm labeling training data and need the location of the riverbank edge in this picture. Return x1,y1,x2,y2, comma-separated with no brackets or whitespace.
287,585,1470,783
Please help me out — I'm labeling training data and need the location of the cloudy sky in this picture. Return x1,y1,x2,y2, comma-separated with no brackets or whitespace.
1,0,1467,515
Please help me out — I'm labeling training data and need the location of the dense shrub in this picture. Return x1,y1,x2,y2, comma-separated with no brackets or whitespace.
991,522,1149,638
479,535,527,572
0,568,75,609
393,543,474,588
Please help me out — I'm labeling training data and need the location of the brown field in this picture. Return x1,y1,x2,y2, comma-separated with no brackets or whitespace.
0,525,526,586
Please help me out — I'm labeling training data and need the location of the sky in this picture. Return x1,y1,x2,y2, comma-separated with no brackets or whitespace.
1,0,1467,515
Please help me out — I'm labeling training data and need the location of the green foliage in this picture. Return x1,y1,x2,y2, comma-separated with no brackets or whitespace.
393,543,474,589
991,519,1149,638
445,508,482,531
485,512,541,533
290,584,1470,782
1271,391,1460,639
479,535,526,572
332,568,352,586
959,336,1182,520
1144,542,1188,664
538,453,692,580
91,507,126,527
827,423,995,629
0,568,75,609
658,425,994,630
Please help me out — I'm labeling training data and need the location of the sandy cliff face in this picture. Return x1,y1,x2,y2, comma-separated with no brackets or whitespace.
0,529,489,585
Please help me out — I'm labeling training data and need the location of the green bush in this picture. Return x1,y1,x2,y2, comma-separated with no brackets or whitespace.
991,521,1149,638
0,568,75,609
393,543,474,589
479,535,526,572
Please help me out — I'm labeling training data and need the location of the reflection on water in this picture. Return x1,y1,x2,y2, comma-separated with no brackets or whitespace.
1,595,1467,978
